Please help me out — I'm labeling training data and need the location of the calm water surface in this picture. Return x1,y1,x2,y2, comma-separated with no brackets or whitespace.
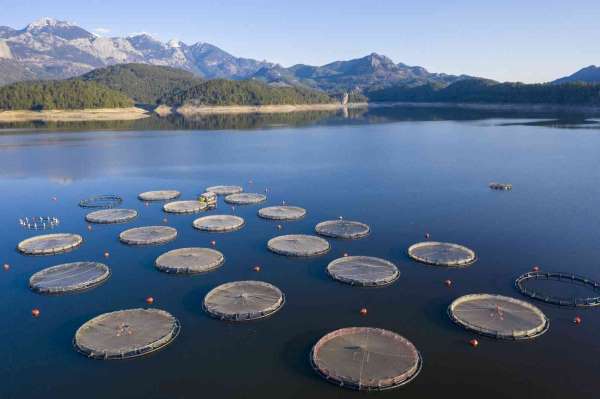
1,107,599,398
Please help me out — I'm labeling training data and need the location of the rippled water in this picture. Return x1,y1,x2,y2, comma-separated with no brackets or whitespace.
1,106,599,398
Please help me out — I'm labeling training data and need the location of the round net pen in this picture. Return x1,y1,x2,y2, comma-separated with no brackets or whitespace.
448,294,549,340
315,220,370,239
408,241,476,267
258,206,307,221
74,308,180,360
85,209,138,224
206,185,243,196
138,190,181,201
203,281,284,321
119,226,177,245
29,262,110,294
327,256,399,287
515,271,600,307
18,233,83,255
311,327,422,391
79,195,123,209
267,234,330,257
224,193,267,205
19,216,60,230
155,247,224,274
192,215,245,232
163,200,207,214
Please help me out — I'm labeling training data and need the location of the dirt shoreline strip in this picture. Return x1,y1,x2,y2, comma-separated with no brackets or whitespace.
0,107,150,122
172,102,369,116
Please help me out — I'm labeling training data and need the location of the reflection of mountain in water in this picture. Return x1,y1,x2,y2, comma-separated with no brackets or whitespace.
1,104,600,133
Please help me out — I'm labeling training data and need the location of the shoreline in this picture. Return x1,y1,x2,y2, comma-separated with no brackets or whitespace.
366,101,600,113
168,102,368,116
0,107,150,122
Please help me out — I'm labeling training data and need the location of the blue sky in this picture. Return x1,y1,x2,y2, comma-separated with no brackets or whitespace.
2,0,599,82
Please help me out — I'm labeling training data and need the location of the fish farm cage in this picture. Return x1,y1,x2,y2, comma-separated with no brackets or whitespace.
515,271,600,307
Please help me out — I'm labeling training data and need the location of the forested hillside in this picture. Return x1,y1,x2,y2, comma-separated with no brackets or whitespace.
79,64,203,104
366,79,600,105
160,79,335,106
0,80,133,110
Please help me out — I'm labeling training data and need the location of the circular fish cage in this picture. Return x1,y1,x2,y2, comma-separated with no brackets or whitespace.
85,209,138,224
119,226,177,245
18,233,83,255
29,261,110,294
315,220,370,239
79,195,123,209
163,200,207,214
19,216,60,230
258,206,307,220
408,241,476,267
327,256,399,287
267,234,330,257
192,215,245,232
155,247,224,274
448,294,549,340
224,193,267,205
138,190,181,201
515,271,600,307
206,185,243,196
311,327,422,391
74,308,180,360
203,281,284,321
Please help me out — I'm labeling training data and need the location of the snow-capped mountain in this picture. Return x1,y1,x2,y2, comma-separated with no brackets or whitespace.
0,18,271,85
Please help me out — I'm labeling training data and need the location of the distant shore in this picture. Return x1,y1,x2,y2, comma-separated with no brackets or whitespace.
0,107,150,122
366,101,600,113
158,102,369,116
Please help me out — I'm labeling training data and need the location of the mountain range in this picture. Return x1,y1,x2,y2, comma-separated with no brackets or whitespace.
0,18,474,91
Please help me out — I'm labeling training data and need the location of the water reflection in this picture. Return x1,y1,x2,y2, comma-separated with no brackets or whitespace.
1,104,600,132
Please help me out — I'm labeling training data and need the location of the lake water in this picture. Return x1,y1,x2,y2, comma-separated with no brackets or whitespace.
1,106,599,398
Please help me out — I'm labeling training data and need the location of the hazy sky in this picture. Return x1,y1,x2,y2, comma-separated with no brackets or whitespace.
2,0,599,82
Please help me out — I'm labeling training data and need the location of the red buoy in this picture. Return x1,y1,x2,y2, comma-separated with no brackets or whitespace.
253,265,261,272
146,296,154,305
532,265,540,272
3,263,9,271
574,316,582,325
210,240,217,247
104,251,110,258
31,308,41,317
359,307,368,316
444,279,452,287
469,338,479,347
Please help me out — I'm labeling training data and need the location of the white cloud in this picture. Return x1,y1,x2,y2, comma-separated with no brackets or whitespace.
93,27,110,36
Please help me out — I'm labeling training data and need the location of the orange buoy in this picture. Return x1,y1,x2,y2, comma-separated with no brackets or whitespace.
425,233,431,239
31,308,41,317
532,265,540,272
469,338,479,347
210,240,217,247
253,265,261,272
3,263,9,271
104,251,110,258
359,307,368,316
145,296,154,305
574,316,582,325
444,279,452,287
